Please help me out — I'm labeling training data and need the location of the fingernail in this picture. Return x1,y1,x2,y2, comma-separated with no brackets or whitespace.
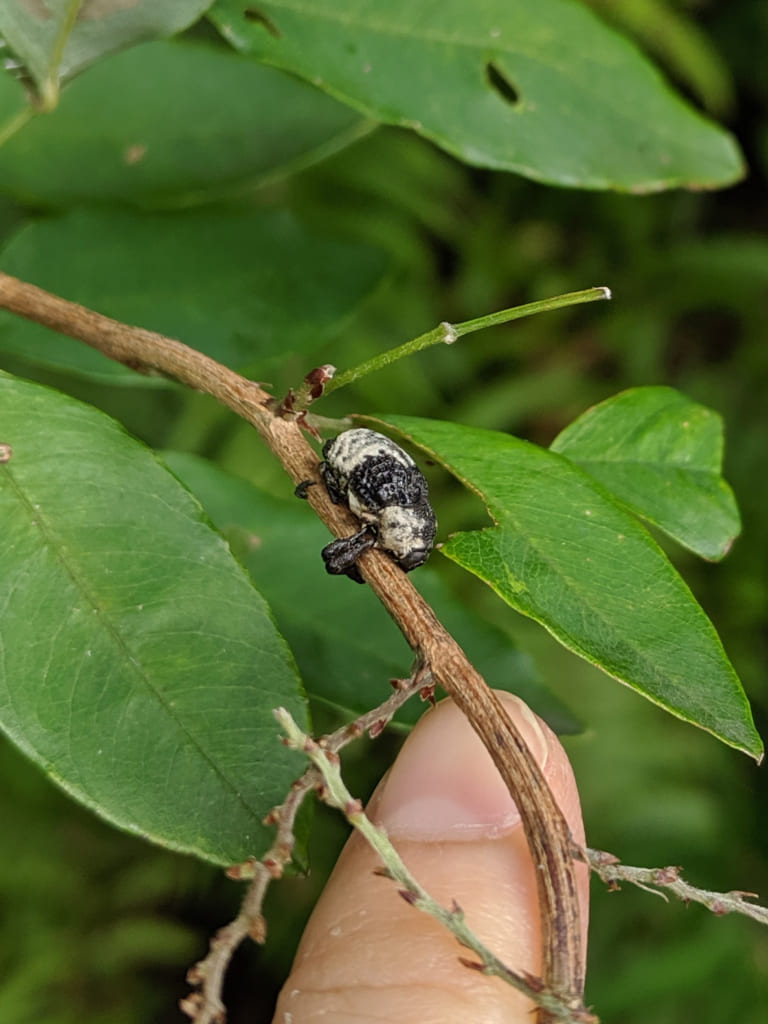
374,693,550,841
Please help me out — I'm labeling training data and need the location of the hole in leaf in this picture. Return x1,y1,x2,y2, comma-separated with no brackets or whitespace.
485,61,521,107
243,7,281,37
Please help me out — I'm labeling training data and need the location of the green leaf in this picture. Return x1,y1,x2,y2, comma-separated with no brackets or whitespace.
209,0,743,192
0,39,364,207
373,415,762,760
0,58,29,150
0,371,307,866
0,206,387,383
163,452,580,733
550,387,740,561
586,0,735,116
0,0,211,106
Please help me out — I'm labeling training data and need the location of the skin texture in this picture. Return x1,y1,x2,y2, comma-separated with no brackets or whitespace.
273,692,588,1023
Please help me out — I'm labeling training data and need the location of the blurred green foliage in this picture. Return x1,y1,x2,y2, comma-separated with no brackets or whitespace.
0,1,767,1021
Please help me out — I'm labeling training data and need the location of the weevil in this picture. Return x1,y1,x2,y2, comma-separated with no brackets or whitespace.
298,428,437,583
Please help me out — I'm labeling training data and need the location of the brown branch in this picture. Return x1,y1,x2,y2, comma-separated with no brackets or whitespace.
0,271,585,1018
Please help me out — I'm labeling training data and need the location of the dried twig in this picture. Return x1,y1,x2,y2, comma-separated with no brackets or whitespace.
0,271,585,1019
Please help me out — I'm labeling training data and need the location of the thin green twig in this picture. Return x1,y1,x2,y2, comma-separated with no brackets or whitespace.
322,286,611,399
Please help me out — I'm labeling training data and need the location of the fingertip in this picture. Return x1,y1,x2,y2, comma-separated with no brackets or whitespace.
273,691,588,1024
373,693,550,840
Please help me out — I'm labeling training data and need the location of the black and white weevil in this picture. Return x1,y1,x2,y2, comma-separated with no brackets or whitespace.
298,428,437,583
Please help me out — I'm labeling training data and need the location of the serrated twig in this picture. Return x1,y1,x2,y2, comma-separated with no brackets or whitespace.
181,665,429,1023
277,707,597,1024
583,847,768,925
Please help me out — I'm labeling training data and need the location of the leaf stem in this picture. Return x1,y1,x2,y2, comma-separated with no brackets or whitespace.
0,104,35,149
40,0,84,110
323,286,611,397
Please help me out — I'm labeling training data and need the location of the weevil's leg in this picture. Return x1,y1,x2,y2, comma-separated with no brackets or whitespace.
321,527,376,584
294,479,316,499
320,463,344,505
340,561,365,584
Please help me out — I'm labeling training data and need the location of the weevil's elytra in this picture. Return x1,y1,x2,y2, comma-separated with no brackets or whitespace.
318,428,437,582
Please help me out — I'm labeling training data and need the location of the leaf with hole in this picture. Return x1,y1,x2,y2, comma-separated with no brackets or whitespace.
372,414,762,760
0,371,308,866
209,0,743,191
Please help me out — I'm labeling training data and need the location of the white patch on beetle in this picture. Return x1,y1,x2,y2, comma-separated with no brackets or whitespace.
317,428,437,582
